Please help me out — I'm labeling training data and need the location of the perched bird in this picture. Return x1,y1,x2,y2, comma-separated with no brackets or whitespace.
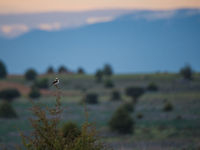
50,78,59,88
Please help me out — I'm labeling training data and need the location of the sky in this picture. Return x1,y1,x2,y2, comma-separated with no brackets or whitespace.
0,0,200,38
0,0,200,14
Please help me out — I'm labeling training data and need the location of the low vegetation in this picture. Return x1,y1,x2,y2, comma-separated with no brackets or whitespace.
58,65,69,74
62,121,81,141
0,68,200,149
28,86,41,99
163,101,173,112
0,101,18,118
0,60,7,79
146,82,158,92
109,106,134,134
34,78,49,89
77,67,85,74
83,93,99,104
180,64,193,80
104,79,114,88
0,88,20,101
103,64,113,77
25,69,37,81
95,69,103,83
46,66,55,74
125,86,145,103
19,93,107,150
110,90,121,101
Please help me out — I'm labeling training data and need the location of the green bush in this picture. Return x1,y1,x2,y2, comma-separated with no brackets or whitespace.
103,64,113,76
34,78,49,89
147,82,158,92
71,122,106,150
77,67,85,74
111,90,121,101
95,69,103,83
0,60,7,79
25,69,37,81
104,79,114,88
180,65,193,80
20,93,107,150
29,86,41,99
0,88,20,101
125,86,145,103
46,66,54,74
109,106,134,134
62,122,81,141
83,93,98,104
58,65,68,74
0,101,18,118
163,102,173,112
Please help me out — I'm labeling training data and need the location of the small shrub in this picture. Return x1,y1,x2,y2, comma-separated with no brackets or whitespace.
163,102,173,112
58,65,68,74
109,106,134,134
104,79,114,88
125,86,145,103
46,66,54,74
20,92,107,150
0,88,20,101
180,65,193,80
77,67,85,74
103,64,113,76
0,60,7,79
0,101,18,118
137,113,143,119
62,122,81,141
83,93,98,104
29,86,41,99
147,82,158,92
111,90,121,101
34,78,49,89
95,69,103,83
25,69,37,81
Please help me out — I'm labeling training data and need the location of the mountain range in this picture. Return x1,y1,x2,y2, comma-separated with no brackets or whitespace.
0,9,200,74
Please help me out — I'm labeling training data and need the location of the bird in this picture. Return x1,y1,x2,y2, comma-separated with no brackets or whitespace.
50,78,59,88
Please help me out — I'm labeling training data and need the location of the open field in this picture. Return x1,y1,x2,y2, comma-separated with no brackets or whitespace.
0,73,200,150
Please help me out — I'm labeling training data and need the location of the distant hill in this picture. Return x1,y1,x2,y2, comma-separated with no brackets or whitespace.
0,9,200,74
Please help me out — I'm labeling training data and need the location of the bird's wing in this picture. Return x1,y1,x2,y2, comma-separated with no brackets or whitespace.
49,80,57,87
52,80,57,84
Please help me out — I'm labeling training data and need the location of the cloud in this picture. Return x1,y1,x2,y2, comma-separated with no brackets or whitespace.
1,24,29,37
0,9,198,38
86,16,114,24
141,11,175,20
38,22,61,31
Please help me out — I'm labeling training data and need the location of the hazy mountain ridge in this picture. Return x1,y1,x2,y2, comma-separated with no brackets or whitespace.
0,9,200,74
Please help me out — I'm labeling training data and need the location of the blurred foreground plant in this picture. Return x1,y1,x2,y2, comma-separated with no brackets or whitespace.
19,89,107,150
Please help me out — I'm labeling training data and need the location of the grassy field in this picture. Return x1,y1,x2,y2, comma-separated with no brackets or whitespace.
0,73,200,150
